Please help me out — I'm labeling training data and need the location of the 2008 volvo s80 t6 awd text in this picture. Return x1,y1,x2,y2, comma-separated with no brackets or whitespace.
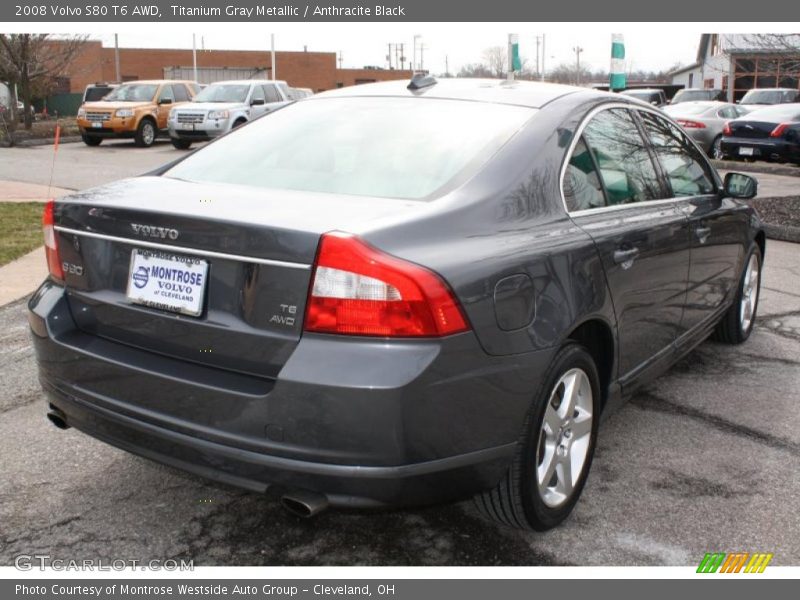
29,76,764,530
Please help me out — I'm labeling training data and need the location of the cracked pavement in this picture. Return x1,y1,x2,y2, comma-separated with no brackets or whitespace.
0,240,798,566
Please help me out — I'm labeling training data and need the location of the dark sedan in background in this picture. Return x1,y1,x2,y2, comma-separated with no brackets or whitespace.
720,103,800,164
30,77,764,531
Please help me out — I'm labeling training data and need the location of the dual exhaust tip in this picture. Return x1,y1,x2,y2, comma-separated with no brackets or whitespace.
46,406,328,518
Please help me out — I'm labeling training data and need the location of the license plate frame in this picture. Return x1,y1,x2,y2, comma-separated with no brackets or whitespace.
125,249,209,317
91,122,103,128
739,147,755,156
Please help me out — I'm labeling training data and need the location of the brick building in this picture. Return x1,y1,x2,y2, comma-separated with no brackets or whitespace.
62,40,411,94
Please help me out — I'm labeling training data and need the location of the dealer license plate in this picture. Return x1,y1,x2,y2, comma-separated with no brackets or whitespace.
739,147,755,156
125,249,208,317
91,122,103,128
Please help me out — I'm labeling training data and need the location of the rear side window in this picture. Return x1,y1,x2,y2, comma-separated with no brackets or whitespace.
578,108,662,206
165,97,534,200
639,112,715,197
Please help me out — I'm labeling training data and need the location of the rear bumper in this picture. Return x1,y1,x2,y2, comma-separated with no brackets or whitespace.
720,137,800,162
29,282,551,507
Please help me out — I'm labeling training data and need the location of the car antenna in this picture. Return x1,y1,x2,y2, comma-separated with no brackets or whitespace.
407,73,437,91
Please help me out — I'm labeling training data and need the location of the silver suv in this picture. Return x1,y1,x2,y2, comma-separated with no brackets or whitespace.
168,79,291,149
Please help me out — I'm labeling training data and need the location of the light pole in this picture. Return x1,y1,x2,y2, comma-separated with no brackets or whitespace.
573,46,584,86
413,34,421,72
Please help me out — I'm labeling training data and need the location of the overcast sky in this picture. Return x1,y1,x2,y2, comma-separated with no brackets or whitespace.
87,25,703,74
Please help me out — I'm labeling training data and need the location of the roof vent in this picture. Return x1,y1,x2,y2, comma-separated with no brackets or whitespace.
407,73,437,91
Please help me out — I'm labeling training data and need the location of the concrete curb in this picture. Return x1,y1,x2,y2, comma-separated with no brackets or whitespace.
712,159,800,178
0,135,82,148
763,223,800,244
0,246,46,307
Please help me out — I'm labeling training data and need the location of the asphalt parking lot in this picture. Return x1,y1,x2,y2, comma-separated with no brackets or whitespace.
0,142,799,566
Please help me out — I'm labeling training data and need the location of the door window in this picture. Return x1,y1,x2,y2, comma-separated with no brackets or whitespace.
158,85,175,103
563,137,606,211
639,111,716,197
263,84,282,103
578,108,663,206
173,84,189,102
251,84,266,104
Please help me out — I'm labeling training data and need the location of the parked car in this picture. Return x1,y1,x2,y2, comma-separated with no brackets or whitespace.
670,88,725,104
620,88,667,107
76,80,199,147
82,82,119,103
168,79,291,149
31,77,764,531
289,87,313,100
664,101,746,158
720,103,800,164
740,87,800,107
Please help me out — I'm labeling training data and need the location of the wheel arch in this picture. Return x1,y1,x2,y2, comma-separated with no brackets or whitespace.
564,317,616,410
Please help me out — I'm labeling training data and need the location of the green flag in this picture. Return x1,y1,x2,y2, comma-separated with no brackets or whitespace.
510,34,522,72
610,34,626,91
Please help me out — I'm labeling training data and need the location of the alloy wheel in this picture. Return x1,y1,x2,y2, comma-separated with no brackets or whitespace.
536,368,594,508
739,253,760,333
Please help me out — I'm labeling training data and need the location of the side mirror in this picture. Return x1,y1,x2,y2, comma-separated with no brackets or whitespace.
251,98,265,106
723,172,757,200
651,100,659,106
159,98,173,105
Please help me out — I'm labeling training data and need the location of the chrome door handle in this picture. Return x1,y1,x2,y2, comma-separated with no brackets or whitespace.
613,247,640,266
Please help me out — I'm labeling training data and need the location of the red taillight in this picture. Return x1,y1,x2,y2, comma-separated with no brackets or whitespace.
723,122,733,135
677,119,706,129
770,123,789,138
304,232,469,337
42,200,64,281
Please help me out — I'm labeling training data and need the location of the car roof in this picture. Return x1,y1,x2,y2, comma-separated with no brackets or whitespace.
118,80,196,85
204,79,287,86
744,87,796,92
669,100,729,107
622,88,664,93
315,78,597,108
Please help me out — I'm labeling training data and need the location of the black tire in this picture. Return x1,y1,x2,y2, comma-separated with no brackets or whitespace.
171,138,192,150
232,118,247,129
711,136,723,160
81,134,102,146
475,343,601,531
134,118,157,148
712,243,762,344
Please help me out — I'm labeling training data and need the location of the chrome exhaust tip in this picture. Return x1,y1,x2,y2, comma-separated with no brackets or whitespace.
280,490,329,518
47,408,69,430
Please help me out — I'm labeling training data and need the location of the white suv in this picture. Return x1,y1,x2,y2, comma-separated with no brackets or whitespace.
168,79,291,149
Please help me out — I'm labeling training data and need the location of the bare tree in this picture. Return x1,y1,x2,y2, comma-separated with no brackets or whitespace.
0,34,88,129
482,46,507,78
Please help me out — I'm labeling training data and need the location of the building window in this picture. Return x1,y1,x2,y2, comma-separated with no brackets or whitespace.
688,73,694,87
722,75,729,93
732,55,800,101
709,34,720,56
704,78,714,89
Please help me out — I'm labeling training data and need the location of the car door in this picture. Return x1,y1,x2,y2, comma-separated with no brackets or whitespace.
638,109,749,336
564,106,691,384
156,84,175,129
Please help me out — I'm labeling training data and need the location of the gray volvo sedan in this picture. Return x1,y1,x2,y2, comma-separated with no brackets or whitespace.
30,77,764,531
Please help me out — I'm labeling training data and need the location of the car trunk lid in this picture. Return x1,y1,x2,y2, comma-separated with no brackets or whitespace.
55,176,416,379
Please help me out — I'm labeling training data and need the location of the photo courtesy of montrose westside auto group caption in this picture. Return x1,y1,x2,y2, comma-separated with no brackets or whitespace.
0,0,798,596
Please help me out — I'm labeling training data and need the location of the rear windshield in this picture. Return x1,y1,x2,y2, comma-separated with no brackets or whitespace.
104,84,158,102
673,90,712,103
194,84,251,103
741,104,800,122
84,86,114,102
623,91,660,102
741,90,795,104
165,97,534,200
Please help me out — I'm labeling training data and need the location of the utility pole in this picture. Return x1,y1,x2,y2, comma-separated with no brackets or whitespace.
338,51,343,69
445,55,449,77
395,44,400,71
192,34,198,82
573,45,584,86
535,35,540,78
387,43,393,69
400,43,405,70
413,34,421,72
541,34,546,81
420,44,425,72
114,34,120,82
271,34,276,80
